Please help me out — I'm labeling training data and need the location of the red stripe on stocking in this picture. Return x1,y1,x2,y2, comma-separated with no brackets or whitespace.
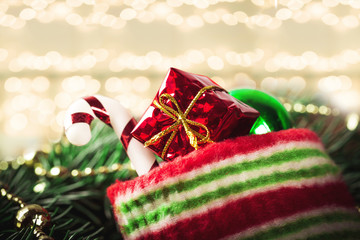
139,182,356,240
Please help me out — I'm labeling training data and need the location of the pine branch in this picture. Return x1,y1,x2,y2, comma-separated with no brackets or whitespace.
0,122,129,239
288,98,360,206
1,97,359,240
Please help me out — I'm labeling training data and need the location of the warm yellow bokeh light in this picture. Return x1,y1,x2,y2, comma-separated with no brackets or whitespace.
0,0,359,159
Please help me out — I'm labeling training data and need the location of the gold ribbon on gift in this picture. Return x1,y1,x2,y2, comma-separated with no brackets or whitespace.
144,85,224,159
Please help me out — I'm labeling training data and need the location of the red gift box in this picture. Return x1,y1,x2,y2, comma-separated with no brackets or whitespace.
131,68,260,161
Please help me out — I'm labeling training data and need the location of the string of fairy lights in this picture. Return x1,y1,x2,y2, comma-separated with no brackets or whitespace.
0,0,359,30
1,47,360,72
1,0,360,159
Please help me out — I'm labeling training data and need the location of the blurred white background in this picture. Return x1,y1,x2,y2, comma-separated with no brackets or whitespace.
0,0,359,159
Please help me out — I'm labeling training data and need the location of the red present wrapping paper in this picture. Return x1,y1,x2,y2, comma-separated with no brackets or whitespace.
131,68,260,161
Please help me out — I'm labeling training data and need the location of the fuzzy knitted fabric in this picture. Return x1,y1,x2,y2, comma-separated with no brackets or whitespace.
107,129,360,240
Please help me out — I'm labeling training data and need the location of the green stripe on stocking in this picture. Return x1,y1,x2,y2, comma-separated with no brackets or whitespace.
119,148,328,215
123,164,339,234
242,211,360,240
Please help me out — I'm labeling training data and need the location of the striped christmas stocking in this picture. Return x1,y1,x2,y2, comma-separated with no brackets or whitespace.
107,128,360,240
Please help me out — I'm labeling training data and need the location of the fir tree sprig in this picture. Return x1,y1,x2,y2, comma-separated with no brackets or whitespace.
1,97,359,239
0,122,130,240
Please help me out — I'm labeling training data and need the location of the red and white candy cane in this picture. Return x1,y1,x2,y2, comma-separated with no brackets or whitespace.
63,95,158,176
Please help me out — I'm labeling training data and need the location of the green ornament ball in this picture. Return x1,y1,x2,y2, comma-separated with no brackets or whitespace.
230,89,293,135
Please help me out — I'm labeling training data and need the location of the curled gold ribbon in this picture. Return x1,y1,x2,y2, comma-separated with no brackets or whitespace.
144,85,224,159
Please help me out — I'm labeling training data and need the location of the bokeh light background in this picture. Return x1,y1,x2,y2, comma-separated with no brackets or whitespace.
1,0,359,159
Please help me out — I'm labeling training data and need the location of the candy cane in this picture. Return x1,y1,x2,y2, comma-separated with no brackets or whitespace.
63,95,158,176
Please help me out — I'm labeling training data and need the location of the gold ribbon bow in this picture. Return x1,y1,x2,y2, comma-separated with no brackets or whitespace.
144,85,224,159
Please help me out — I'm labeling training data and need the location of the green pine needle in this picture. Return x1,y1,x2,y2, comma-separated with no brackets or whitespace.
1,96,359,240
0,121,129,239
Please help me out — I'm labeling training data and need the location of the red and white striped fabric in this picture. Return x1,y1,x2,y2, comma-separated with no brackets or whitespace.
107,128,360,240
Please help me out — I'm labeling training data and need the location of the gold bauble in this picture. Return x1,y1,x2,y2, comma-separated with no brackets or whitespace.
15,204,51,230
